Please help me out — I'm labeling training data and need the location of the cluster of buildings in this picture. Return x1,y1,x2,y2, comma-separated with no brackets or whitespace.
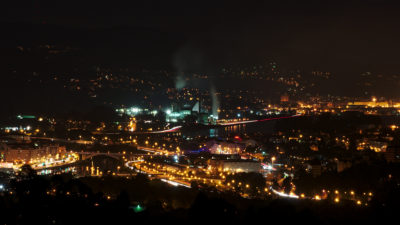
116,100,218,126
202,139,262,173
0,136,67,168
208,157,261,173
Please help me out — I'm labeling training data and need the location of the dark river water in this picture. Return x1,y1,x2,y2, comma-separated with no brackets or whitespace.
181,120,277,138
38,156,126,177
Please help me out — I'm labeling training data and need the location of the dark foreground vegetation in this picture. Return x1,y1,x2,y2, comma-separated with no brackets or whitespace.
1,169,400,225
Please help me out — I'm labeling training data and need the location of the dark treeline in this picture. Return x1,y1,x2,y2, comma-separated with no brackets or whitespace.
274,112,382,134
1,170,400,225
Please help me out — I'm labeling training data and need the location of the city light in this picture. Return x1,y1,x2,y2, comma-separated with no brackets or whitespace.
1,2,398,222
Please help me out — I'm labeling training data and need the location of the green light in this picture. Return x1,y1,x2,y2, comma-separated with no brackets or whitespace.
17,115,36,119
133,204,144,213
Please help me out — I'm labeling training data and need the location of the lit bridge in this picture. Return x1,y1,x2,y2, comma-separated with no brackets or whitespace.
75,151,148,161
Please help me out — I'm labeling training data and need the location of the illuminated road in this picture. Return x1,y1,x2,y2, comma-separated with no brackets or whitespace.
136,146,175,155
141,114,302,134
125,149,268,194
125,155,302,200
150,126,182,134
125,159,191,188
125,151,301,198
270,187,299,199
30,155,79,170
126,156,270,197
219,114,301,126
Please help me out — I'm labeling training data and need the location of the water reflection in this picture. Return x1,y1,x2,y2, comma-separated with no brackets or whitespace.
37,155,125,177
184,121,276,138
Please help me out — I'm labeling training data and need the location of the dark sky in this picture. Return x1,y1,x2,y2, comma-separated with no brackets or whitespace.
2,0,400,73
2,0,400,116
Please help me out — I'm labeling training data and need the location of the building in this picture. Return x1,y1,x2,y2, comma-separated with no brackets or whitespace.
347,101,390,108
307,159,322,177
208,159,261,173
0,143,66,164
205,139,245,155
281,94,289,102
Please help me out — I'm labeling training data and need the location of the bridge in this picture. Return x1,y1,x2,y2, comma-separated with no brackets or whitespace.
77,151,123,160
75,151,151,161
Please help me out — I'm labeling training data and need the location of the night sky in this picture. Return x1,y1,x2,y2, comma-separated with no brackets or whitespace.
2,0,400,116
2,0,400,73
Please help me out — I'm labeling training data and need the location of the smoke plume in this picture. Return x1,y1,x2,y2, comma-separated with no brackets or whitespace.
210,85,219,118
173,43,204,90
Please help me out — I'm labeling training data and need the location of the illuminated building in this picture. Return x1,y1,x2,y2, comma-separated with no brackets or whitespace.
280,94,289,102
115,107,143,116
208,159,261,173
308,159,322,177
205,140,245,155
128,117,137,132
0,143,67,164
347,101,390,108
165,101,212,124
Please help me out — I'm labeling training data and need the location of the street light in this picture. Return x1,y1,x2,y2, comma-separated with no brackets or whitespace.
271,156,276,166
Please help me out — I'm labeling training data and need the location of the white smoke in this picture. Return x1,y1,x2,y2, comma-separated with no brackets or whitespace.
210,85,219,118
175,73,186,90
173,44,203,90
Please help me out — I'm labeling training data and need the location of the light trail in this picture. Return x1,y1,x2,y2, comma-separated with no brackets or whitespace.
147,114,301,133
219,114,301,126
261,163,276,171
126,160,191,188
270,187,299,199
136,146,158,153
150,126,182,133
125,160,143,170
160,179,191,188
219,120,258,126
136,146,173,155
257,114,301,122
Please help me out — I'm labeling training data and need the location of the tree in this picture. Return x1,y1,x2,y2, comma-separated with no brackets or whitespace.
225,172,266,196
282,177,293,193
19,164,36,179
